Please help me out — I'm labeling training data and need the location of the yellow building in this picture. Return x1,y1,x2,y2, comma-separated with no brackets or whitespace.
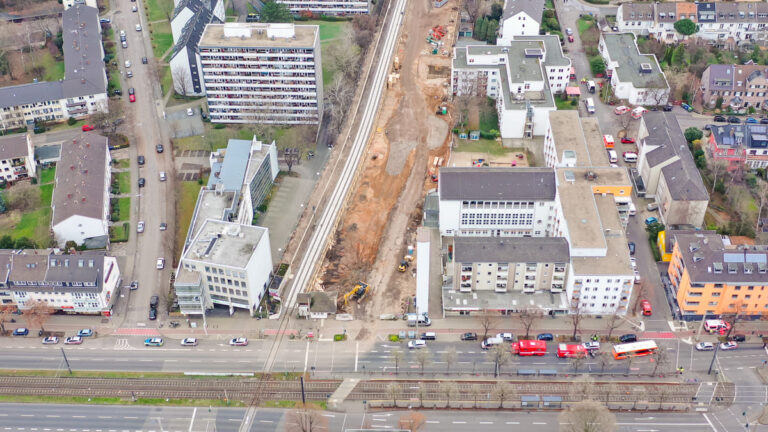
668,231,768,318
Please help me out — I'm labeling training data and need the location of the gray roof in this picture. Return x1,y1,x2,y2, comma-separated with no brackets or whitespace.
0,5,105,109
35,144,62,162
439,167,556,201
710,124,768,150
454,236,570,263
4,250,108,293
674,232,768,284
51,133,109,225
0,134,29,160
621,2,655,21
705,64,735,91
602,33,666,90
296,291,338,314
642,112,709,201
503,0,545,24
655,2,676,23
208,139,251,191
183,219,267,268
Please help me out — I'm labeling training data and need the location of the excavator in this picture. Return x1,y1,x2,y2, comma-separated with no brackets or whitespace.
342,282,370,306
398,260,409,272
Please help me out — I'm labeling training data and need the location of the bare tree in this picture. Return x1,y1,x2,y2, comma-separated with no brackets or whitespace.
619,112,631,132
23,299,53,333
0,305,16,335
351,14,377,49
453,74,481,130
443,346,457,373
415,348,432,373
569,354,587,374
490,343,511,377
722,301,747,340
569,306,584,341
391,349,404,375
398,412,426,431
470,385,482,408
597,350,612,374
440,381,459,408
645,80,671,106
656,386,672,410
171,64,193,97
325,73,356,135
479,312,495,341
650,346,670,377
559,400,616,432
604,312,622,341
517,309,542,339
709,160,728,195
386,383,402,408
325,29,361,83
463,0,480,23
569,374,596,402
285,403,328,432
755,181,768,235
631,282,650,316
417,384,428,407
91,99,124,135
492,382,515,408
603,383,619,407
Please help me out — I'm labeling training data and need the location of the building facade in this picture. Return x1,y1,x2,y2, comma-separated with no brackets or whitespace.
668,231,768,319
169,0,225,96
708,124,768,171
700,64,768,111
275,0,369,15
0,5,107,131
0,134,36,182
599,33,670,106
199,23,323,125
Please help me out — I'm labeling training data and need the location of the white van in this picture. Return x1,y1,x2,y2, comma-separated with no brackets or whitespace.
628,202,636,216
481,336,503,349
607,150,618,163
585,98,596,114
704,319,730,332
623,152,638,163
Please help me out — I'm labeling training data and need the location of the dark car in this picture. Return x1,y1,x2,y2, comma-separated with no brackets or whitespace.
113,89,122,96
141,57,148,64
728,116,741,124
663,104,673,112
156,144,164,153
761,118,768,124
713,115,727,122
138,177,145,187
148,308,157,320
461,332,478,341
137,155,145,165
150,295,159,309
536,333,554,341
128,87,135,95
619,334,637,343
729,334,746,342
628,241,635,255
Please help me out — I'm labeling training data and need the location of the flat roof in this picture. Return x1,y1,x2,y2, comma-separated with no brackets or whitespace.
208,139,252,191
454,237,570,263
443,285,569,312
549,111,591,165
602,33,667,89
185,188,237,251
570,195,633,275
581,118,610,166
440,167,556,201
199,23,318,48
183,219,267,268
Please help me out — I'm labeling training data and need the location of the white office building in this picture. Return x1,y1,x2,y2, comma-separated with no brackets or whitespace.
276,0,369,15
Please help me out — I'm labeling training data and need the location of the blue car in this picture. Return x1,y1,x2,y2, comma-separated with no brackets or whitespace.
77,328,94,337
144,338,164,347
645,217,659,225
681,103,693,112
12,328,29,336
536,333,554,341
746,117,758,124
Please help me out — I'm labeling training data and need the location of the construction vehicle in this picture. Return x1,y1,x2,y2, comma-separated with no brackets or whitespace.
343,282,370,306
398,260,409,272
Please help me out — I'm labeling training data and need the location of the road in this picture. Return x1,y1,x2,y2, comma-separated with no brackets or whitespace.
0,404,722,432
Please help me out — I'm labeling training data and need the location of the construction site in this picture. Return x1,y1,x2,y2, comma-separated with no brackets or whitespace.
318,1,459,326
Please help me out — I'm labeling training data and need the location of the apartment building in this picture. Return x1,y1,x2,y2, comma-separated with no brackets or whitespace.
617,1,768,44
708,124,768,171
451,35,570,139
175,219,272,314
169,0,225,96
637,112,709,227
63,0,98,8
700,64,768,111
275,0,369,15
51,133,111,248
543,111,608,168
598,33,669,106
438,167,558,238
0,5,107,131
0,251,120,315
668,231,768,319
0,134,36,183
497,0,545,44
199,23,323,125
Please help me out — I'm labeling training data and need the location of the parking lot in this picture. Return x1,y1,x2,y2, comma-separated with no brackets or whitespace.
165,106,204,138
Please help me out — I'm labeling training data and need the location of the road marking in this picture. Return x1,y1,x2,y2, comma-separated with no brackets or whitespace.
426,421,439,424
21,415,34,417
355,342,359,372
323,414,336,418
259,421,273,424
702,414,717,432
123,417,138,419
188,407,197,432
304,341,310,373
533,422,547,425
98,417,112,419
451,421,466,424
505,422,519,425
72,416,85,418
479,421,493,424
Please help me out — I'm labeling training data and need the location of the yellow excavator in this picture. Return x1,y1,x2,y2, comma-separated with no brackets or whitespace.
398,260,409,272
343,282,370,306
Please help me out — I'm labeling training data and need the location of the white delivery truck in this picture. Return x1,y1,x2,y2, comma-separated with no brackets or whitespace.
585,98,596,114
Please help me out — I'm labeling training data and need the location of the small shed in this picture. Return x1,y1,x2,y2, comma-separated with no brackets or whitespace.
297,291,338,319
459,131,468,139
566,86,581,97
469,130,480,140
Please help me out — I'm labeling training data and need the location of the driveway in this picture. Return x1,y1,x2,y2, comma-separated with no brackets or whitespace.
165,108,205,139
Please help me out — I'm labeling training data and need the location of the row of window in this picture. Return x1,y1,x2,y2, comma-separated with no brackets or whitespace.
208,285,247,297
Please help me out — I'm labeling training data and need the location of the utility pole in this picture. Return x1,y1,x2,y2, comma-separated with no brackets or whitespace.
300,376,306,405
59,348,72,375
708,343,720,375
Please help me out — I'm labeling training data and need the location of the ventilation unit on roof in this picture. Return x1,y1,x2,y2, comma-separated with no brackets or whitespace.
639,63,653,74
584,171,598,181
524,48,544,58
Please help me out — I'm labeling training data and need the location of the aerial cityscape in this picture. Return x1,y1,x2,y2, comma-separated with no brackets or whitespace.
0,0,767,430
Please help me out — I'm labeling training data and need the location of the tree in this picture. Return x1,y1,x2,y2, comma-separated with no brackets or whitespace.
603,383,619,407
442,346,457,373
755,182,768,236
597,350,612,374
470,385,482,408
650,346,670,377
285,403,328,432
0,305,16,335
684,127,703,143
709,160,728,195
670,44,686,69
0,50,12,79
490,343,511,377
23,299,53,332
391,349,404,375
475,18,487,42
569,374,596,402
398,412,426,431
490,2,503,20
492,382,515,408
479,313,495,341
590,57,606,76
386,383,402,407
673,19,698,36
569,354,587,373
656,386,672,410
0,192,6,214
415,348,432,373
171,64,193,96
722,301,747,340
517,310,541,339
0,235,12,249
5,183,41,212
260,1,293,23
439,381,459,408
631,281,650,316
485,19,498,44
463,0,481,23
559,400,616,432
351,15,377,49
604,313,622,341
90,98,124,135
569,306,584,341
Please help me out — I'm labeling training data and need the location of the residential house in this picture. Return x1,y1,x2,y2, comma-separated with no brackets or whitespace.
274,0,369,15
2,250,120,315
599,33,670,106
616,2,655,35
169,0,225,96
451,35,570,139
497,0,545,45
0,134,36,182
199,23,323,125
667,231,768,319
51,133,111,248
700,64,768,111
0,5,107,131
637,112,709,227
543,111,609,168
708,124,768,171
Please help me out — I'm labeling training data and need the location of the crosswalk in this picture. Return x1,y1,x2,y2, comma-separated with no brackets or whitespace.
114,338,131,350
695,382,718,405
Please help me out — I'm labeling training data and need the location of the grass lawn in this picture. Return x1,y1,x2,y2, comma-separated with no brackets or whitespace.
116,171,131,195
555,98,578,110
47,119,87,133
307,20,349,42
226,16,237,22
454,138,515,156
577,17,594,35
114,159,130,169
545,0,554,8
160,65,172,95
10,208,52,246
39,184,53,207
175,181,204,260
145,0,173,22
173,123,281,152
150,21,173,60
108,73,122,93
40,167,56,184
35,51,65,82
479,108,499,133
117,197,131,222
109,222,129,243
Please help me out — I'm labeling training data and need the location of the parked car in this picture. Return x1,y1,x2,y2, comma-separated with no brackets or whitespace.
681,103,693,112
720,342,738,350
137,155,145,165
695,342,714,351
645,216,658,225
81,124,95,131
229,337,248,346
565,27,573,35
761,118,768,125
114,89,122,96
144,338,164,347
420,332,436,341
181,338,198,346
613,105,630,115
746,117,758,124
148,308,157,320
536,333,554,341
129,280,139,290
159,172,167,182
129,94,136,103
460,332,478,341
99,18,111,23
620,137,635,144
647,203,659,211
135,24,142,31
583,341,600,351
713,115,727,122
124,60,131,68
663,104,673,112
65,336,83,345
42,336,59,344
619,334,637,343
160,222,167,231
156,258,165,269
138,177,145,187
495,333,514,342
628,241,635,255
156,144,164,153
137,221,145,233
728,116,741,124
142,57,148,64
77,328,94,337
186,108,194,116
150,295,159,309
408,340,426,349
132,5,137,12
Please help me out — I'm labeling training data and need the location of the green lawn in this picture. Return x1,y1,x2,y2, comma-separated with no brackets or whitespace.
47,119,87,133
175,181,204,260
117,197,131,222
577,17,594,35
150,21,173,60
145,0,173,22
109,222,129,243
35,51,65,82
173,124,280,152
226,16,237,22
160,65,172,95
455,138,515,156
114,159,130,169
555,98,578,110
40,167,56,184
116,171,131,194
307,20,348,42
39,184,53,207
479,108,499,133
14,208,52,245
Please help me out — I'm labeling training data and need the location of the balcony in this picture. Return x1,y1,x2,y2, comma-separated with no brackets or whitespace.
551,284,563,293
65,101,86,108
461,266,473,273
